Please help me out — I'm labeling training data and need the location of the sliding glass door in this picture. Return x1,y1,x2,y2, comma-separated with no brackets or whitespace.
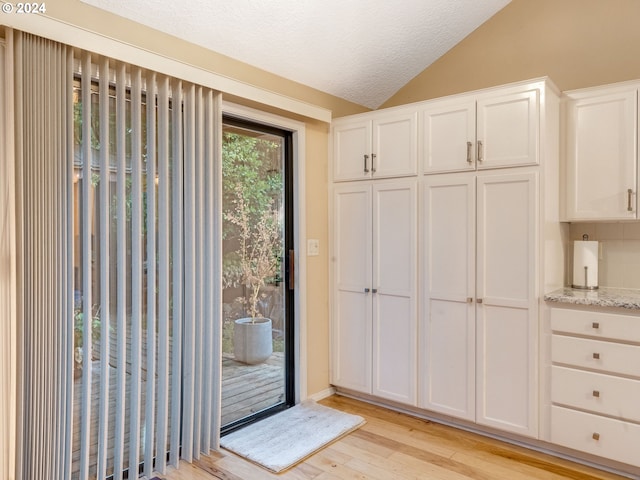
221,116,294,431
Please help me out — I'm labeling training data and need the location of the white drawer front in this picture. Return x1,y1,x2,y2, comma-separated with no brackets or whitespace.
550,307,640,343
552,366,640,422
551,406,640,467
552,335,640,377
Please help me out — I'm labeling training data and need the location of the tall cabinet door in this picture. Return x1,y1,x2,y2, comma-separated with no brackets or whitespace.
331,183,372,393
476,171,538,437
476,88,539,169
372,180,418,405
421,174,476,420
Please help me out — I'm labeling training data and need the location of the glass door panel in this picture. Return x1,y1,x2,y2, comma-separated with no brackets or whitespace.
221,117,293,429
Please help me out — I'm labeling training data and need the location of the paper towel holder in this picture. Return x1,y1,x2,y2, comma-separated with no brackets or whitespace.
571,234,599,290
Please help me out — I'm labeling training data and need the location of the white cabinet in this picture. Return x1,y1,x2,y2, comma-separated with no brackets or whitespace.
548,307,640,467
563,83,638,220
332,109,418,181
421,173,476,421
422,84,540,173
331,179,417,405
421,171,539,437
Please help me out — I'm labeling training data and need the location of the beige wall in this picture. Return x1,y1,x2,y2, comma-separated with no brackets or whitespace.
382,0,640,108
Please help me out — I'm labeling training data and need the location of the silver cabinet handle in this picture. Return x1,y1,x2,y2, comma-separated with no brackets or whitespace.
364,287,370,293
593,352,600,359
466,141,473,164
467,297,473,303
477,140,483,162
592,322,600,329
628,188,634,212
364,154,370,173
592,432,600,441
592,390,600,398
371,153,377,173
476,298,483,304
372,288,378,293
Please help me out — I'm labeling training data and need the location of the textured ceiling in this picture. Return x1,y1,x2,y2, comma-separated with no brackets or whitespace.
81,0,511,109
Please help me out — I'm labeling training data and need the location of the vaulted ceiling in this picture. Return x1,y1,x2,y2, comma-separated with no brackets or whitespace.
81,0,511,109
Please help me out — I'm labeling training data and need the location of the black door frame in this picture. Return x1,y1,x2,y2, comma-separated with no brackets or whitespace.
220,115,295,434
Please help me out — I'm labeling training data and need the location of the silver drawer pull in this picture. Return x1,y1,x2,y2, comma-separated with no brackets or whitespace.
466,141,473,164
593,352,600,359
592,322,600,329
592,390,600,398
592,432,600,441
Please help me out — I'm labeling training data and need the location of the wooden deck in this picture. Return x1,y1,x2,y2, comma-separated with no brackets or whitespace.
71,352,284,477
221,352,285,426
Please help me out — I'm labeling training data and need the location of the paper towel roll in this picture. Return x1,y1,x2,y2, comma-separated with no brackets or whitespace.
572,240,599,289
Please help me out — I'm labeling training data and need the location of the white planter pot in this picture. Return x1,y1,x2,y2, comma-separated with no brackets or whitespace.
233,317,273,364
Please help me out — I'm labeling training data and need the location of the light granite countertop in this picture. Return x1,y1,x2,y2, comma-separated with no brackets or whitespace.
544,287,640,310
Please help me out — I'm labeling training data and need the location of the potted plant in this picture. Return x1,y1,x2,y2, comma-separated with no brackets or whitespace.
226,183,282,364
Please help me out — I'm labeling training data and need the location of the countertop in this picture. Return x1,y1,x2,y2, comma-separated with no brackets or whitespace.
544,287,640,310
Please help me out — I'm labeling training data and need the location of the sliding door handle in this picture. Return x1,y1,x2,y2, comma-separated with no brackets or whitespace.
288,249,295,290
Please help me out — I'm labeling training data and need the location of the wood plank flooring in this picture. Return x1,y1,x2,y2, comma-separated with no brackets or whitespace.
154,395,634,480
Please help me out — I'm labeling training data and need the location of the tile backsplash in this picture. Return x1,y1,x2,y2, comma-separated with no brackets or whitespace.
569,223,640,289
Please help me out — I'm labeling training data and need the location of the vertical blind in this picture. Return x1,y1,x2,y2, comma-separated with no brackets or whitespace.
0,34,18,480
12,29,222,480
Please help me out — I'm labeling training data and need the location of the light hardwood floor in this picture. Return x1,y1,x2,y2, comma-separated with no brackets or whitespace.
156,395,633,480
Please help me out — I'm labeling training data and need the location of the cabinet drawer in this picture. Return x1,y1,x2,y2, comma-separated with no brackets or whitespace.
552,335,640,377
551,405,640,467
550,308,640,343
552,366,640,422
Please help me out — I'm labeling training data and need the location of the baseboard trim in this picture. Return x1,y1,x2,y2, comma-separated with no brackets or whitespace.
308,387,336,402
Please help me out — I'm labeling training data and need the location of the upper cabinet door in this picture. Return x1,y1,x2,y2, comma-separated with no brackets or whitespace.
422,100,476,174
476,88,539,169
332,119,372,182
371,110,418,178
564,88,638,221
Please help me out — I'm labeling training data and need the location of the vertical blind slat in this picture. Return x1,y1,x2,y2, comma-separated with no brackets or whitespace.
193,86,204,457
113,60,128,480
155,74,171,475
128,65,144,477
181,82,196,462
63,45,75,480
211,91,223,450
169,77,184,468
201,90,214,452
143,71,158,480
96,54,111,480
79,50,93,480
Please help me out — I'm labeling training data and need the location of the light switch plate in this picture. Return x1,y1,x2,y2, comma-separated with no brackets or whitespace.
307,239,320,256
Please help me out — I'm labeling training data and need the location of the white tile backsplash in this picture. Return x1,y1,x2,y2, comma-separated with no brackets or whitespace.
570,223,640,289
